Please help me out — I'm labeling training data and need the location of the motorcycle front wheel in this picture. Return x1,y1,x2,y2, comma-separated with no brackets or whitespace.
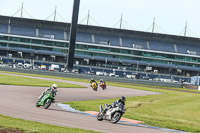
111,112,122,123
97,112,103,121
92,87,97,91
36,102,40,107
44,99,52,109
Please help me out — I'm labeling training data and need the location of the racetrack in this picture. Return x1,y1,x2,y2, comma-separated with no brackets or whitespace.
0,73,180,133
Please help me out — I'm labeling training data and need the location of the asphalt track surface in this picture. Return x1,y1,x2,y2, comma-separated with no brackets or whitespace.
0,73,179,133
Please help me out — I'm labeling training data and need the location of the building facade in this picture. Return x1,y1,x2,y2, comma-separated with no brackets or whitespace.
0,15,200,76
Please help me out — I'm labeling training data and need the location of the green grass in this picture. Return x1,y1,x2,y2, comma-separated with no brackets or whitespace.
66,87,200,133
0,71,89,83
0,73,85,88
0,114,102,133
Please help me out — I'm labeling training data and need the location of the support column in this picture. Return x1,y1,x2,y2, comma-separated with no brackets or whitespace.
67,0,80,72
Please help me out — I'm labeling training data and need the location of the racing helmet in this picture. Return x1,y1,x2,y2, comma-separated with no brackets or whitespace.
120,96,126,103
52,84,58,89
91,78,94,80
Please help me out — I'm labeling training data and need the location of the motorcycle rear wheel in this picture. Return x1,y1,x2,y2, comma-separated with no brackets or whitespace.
111,112,122,123
44,99,52,109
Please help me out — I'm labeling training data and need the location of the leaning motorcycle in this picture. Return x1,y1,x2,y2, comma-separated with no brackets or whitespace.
100,82,106,90
91,82,98,91
97,103,126,123
36,90,56,109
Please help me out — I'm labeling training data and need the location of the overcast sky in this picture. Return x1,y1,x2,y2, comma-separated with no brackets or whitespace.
0,0,200,38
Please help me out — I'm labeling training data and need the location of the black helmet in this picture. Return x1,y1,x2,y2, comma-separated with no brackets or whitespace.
120,96,126,103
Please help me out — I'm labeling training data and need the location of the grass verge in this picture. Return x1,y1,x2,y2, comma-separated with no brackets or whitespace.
0,114,101,133
65,87,200,133
0,73,85,88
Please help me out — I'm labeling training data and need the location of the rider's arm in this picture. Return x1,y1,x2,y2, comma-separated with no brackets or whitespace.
112,100,120,107
45,87,51,92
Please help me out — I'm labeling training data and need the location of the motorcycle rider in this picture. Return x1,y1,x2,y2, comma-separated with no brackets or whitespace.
112,96,126,107
99,79,106,89
90,78,97,87
37,84,58,102
103,96,126,114
99,79,105,84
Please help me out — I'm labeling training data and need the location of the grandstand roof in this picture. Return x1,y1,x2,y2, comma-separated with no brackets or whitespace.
0,15,200,46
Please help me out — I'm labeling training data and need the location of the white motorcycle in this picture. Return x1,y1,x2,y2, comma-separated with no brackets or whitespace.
97,103,126,123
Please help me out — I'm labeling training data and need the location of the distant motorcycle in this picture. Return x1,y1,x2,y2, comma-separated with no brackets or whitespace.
91,82,98,91
100,82,106,90
97,102,126,123
36,91,56,109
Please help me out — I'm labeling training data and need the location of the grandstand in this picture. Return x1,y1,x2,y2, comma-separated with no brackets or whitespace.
0,15,200,77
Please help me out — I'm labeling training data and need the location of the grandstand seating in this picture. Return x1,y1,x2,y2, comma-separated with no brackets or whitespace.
2,23,200,57
9,47,35,53
176,43,200,54
150,62,177,69
37,50,64,56
75,54,92,59
11,25,36,37
93,56,106,61
94,34,120,46
0,24,8,33
149,41,175,52
0,45,8,50
122,59,138,64
177,65,200,71
76,32,92,43
107,57,120,62
122,37,147,49
39,28,64,40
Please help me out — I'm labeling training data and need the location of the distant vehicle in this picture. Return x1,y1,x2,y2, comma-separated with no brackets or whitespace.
102,72,109,76
61,68,65,72
96,71,104,76
41,65,47,70
115,75,120,78
49,64,60,72
172,80,179,83
0,64,6,67
142,76,149,80
24,63,32,69
33,66,40,70
72,69,79,73
109,73,115,77
126,75,136,79
17,62,23,68
86,70,95,75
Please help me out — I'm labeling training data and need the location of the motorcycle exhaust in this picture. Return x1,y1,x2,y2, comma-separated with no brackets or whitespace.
99,105,103,112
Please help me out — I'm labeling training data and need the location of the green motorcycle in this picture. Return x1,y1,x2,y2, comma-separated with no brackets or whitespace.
36,91,56,109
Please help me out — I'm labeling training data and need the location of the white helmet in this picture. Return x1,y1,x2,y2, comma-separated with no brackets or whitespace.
52,84,58,89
